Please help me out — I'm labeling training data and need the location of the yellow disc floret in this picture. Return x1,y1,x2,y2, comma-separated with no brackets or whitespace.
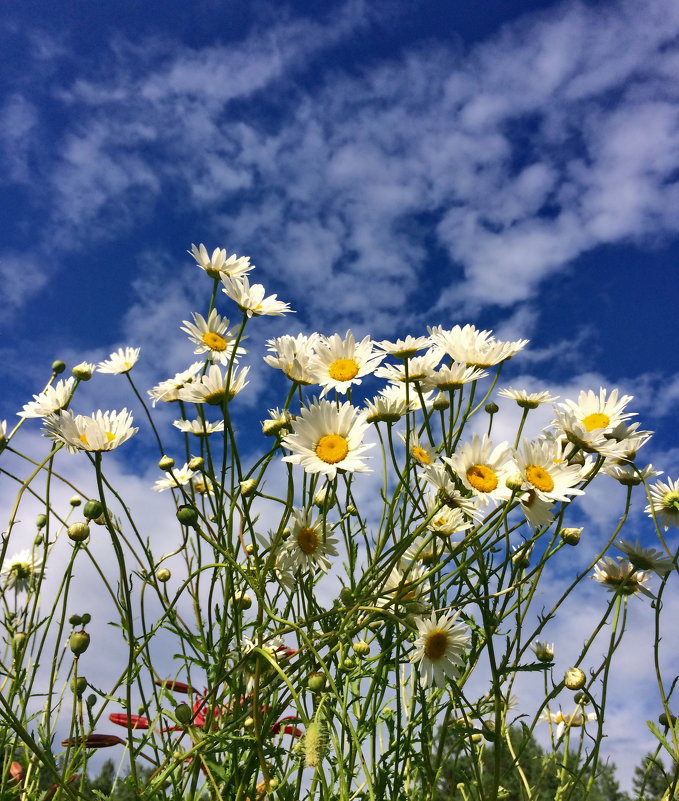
466,464,498,493
297,526,320,554
582,412,610,431
328,358,359,382
412,446,432,465
315,434,349,464
202,332,228,351
424,630,448,660
525,464,555,493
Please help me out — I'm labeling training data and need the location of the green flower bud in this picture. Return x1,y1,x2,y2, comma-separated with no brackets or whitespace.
71,362,94,381
176,505,199,528
233,590,252,609
36,513,48,530
51,360,66,375
67,522,90,542
432,392,450,410
158,455,175,471
352,640,370,657
156,568,171,583
560,527,582,546
86,694,97,708
564,667,586,690
346,505,358,516
12,632,28,654
307,672,327,693
83,500,104,520
70,677,88,696
188,456,204,470
485,402,499,414
659,712,677,728
81,613,91,625
175,702,192,725
240,479,256,496
68,614,82,626
70,631,90,656
339,587,353,605
70,496,82,507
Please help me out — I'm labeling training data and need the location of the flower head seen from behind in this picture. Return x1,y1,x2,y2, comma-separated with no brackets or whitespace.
177,365,250,405
281,398,373,479
189,244,252,279
410,611,470,689
592,556,653,598
645,478,679,531
221,275,293,317
97,347,140,375
498,387,558,409
1,549,44,592
43,409,138,453
615,539,674,577
19,378,76,419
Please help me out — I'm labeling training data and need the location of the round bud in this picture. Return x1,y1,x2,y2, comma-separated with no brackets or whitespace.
81,613,91,625
69,496,82,507
69,631,90,656
36,513,48,530
564,667,586,690
268,778,279,791
176,505,199,528
188,456,204,471
68,614,82,626
86,694,97,708
51,360,66,375
35,535,44,545
156,568,171,583
560,527,582,546
346,505,358,516
432,392,450,410
505,473,524,492
67,522,90,542
339,587,353,605
307,672,327,693
381,706,394,720
244,716,255,728
471,733,483,743
12,632,28,653
233,591,252,609
339,657,356,672
244,543,255,555
352,640,370,657
71,362,94,381
240,479,256,497
158,455,175,471
70,677,88,696
83,500,104,520
574,691,588,705
659,712,678,727
485,402,499,415
175,702,192,725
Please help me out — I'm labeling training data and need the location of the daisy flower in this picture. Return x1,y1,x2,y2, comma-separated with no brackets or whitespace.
400,431,438,467
221,275,293,317
424,494,471,539
604,462,661,486
376,561,431,615
420,464,483,520
615,539,673,577
148,363,204,405
189,244,252,279
178,365,250,405
0,419,7,447
540,708,596,738
19,378,76,419
180,309,245,365
72,362,95,380
530,641,554,662
554,388,635,444
592,557,653,598
375,349,442,384
173,418,225,436
261,408,293,437
364,391,409,423
192,475,214,496
498,387,558,409
153,463,195,492
443,433,513,506
263,333,319,384
428,325,528,367
646,478,679,530
1,548,44,592
279,509,339,574
97,347,140,375
519,490,555,529
421,362,488,392
377,383,433,412
43,409,138,453
410,611,470,689
309,331,384,397
374,335,431,359
514,439,584,503
281,398,373,479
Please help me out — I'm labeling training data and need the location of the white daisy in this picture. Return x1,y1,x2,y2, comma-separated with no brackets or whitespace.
410,611,470,689
374,335,431,359
377,383,434,412
428,325,529,367
221,275,293,317
376,561,431,615
43,409,138,453
180,309,245,365
279,509,339,574
603,462,661,486
420,464,483,520
540,708,596,738
530,641,554,662
97,347,140,375
443,433,513,506
19,378,76,419
424,494,471,539
615,539,673,577
173,418,225,436
153,463,195,492
189,244,252,279
400,431,438,467
178,364,250,405
191,475,214,496
261,408,293,437
375,349,443,384
554,388,635,443
147,362,204,405
645,478,679,530
309,331,384,397
498,387,558,409
281,398,373,479
263,333,320,384
364,391,409,423
514,439,584,503
602,421,653,462
421,362,488,392
1,549,44,592
519,490,555,529
592,556,653,598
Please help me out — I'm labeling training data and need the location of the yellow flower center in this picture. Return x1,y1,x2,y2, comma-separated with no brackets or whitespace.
466,464,498,493
193,481,210,495
328,358,359,382
202,332,228,351
315,434,349,464
412,445,431,465
662,491,679,513
297,526,320,554
79,433,89,446
582,412,610,431
205,390,227,405
424,630,448,660
525,464,555,493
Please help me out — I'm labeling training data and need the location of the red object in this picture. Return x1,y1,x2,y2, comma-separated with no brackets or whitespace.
44,773,77,800
9,761,23,783
270,715,303,738
61,734,125,748
109,713,150,729
154,679,196,694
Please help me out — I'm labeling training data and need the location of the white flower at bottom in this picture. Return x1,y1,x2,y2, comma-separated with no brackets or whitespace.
173,418,225,436
615,539,674,577
645,478,679,531
153,463,195,492
1,549,44,592
410,611,470,689
43,409,138,453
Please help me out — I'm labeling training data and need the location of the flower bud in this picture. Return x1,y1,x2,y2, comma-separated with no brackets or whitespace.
156,568,171,583
244,716,255,728
81,613,91,625
560,527,582,546
67,522,90,542
72,362,94,381
505,473,524,492
86,694,97,708
51,360,66,375
70,631,90,656
69,614,82,626
61,734,124,749
659,711,677,728
175,702,192,725
70,496,82,507
70,677,88,696
158,455,175,471
12,632,28,654
564,667,586,690
307,672,327,693
83,500,104,520
176,505,199,527
188,456,204,470
36,513,48,530
233,590,252,609
245,543,255,555
339,657,356,672
352,640,370,657
574,691,588,705
314,487,331,508
240,479,256,497
485,402,499,414
339,587,353,605
346,504,358,516
432,392,450,410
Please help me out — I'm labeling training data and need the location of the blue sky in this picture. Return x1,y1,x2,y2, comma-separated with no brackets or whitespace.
2,0,679,787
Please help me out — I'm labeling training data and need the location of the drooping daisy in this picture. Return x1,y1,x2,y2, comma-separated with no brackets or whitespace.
43,409,138,453
279,508,339,574
645,478,679,530
498,387,559,409
148,363,204,405
424,494,471,539
309,331,384,397
410,611,470,689
364,391,409,424
97,347,140,375
443,433,513,506
375,349,443,384
540,708,596,738
261,408,293,437
514,439,584,503
153,463,195,492
420,464,483,521
421,362,488,392
519,490,555,529
181,309,245,365
428,325,529,367
281,398,373,479
400,432,438,467
374,335,431,359
604,462,661,486
530,641,554,662
19,378,76,419
221,275,293,317
263,334,319,384
173,418,225,436
1,549,44,592
178,365,250,405
592,556,653,598
615,539,674,577
376,561,431,615
189,244,252,279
